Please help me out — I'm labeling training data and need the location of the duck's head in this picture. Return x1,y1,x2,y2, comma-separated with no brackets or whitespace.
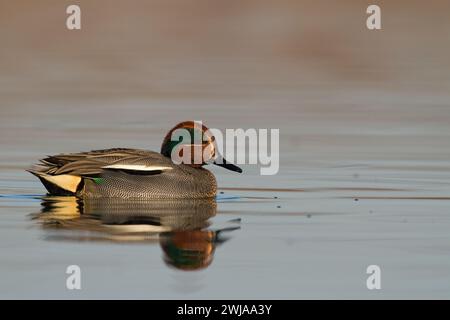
161,121,242,173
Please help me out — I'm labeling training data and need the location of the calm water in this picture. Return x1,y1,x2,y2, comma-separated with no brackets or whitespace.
1,101,449,299
1,0,450,299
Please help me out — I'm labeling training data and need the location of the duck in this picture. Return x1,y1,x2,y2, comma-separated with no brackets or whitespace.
28,121,242,199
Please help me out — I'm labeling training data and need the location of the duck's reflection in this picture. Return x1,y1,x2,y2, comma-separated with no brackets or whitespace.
31,197,239,271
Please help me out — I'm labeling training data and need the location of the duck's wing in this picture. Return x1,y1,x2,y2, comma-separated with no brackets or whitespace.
28,148,173,195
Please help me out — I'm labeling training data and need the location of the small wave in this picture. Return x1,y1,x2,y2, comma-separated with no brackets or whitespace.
216,194,241,201
0,194,44,200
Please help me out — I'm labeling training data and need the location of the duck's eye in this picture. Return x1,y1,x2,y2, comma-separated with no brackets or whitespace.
202,142,216,163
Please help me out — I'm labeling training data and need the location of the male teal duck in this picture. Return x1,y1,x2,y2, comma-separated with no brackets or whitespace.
28,121,242,199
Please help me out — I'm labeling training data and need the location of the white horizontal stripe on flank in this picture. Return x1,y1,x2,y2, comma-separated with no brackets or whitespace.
102,164,173,171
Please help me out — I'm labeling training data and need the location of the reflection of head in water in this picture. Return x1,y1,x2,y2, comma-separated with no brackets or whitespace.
31,197,239,271
160,227,238,271
160,230,216,271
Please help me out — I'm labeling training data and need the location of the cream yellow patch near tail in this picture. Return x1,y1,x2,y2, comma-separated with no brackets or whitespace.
35,172,82,193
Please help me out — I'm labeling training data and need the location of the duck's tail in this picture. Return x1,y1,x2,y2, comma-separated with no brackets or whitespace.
27,168,82,196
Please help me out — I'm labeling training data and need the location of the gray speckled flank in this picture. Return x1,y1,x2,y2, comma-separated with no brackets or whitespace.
82,165,217,199
29,148,217,199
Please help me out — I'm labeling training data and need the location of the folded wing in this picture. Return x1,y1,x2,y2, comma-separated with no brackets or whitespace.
28,148,172,195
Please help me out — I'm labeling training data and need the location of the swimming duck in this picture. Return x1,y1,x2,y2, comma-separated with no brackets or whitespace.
28,121,242,199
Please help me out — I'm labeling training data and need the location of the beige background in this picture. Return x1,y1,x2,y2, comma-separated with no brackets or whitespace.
0,1,449,299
